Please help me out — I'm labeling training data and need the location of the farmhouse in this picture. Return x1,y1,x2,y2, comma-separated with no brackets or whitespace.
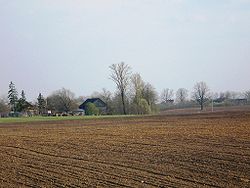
79,98,107,115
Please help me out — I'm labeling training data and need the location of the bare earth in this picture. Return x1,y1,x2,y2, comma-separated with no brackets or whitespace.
0,111,250,187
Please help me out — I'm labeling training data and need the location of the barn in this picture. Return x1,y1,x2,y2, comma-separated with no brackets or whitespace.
79,98,107,115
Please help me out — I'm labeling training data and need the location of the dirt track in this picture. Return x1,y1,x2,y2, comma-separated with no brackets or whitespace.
0,111,250,187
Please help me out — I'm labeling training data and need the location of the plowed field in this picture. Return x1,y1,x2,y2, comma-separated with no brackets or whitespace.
0,111,250,187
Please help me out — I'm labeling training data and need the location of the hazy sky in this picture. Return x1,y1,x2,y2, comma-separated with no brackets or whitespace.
0,0,250,101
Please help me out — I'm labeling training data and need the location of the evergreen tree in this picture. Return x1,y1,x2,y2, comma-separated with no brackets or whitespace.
16,90,27,112
21,90,26,101
8,81,18,112
37,93,46,115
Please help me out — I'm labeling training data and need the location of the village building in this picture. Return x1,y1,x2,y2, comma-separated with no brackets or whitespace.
79,98,107,115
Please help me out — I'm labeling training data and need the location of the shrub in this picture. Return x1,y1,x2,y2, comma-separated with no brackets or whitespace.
138,98,151,114
85,102,99,115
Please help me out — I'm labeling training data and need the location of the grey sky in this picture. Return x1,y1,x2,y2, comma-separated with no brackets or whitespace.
0,0,250,101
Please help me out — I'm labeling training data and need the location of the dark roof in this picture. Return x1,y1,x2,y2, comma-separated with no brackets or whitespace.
84,98,101,104
79,98,107,110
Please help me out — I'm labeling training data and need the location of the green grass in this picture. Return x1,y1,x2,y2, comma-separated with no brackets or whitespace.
0,116,82,124
0,115,138,124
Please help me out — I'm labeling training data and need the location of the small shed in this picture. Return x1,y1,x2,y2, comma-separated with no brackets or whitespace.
79,98,107,115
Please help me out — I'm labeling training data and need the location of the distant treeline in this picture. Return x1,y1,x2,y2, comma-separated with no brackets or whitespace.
1,62,250,117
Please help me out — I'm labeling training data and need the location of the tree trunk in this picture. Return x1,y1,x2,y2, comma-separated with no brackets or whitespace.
200,98,204,111
121,91,126,115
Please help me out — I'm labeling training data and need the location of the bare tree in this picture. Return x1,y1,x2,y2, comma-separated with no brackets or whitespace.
161,88,174,104
192,81,209,111
75,96,88,107
0,96,10,116
112,91,126,114
47,88,77,113
176,88,188,103
142,83,158,108
99,88,113,103
109,62,131,115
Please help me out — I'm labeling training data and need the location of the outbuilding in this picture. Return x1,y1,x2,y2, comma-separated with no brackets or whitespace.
79,98,107,115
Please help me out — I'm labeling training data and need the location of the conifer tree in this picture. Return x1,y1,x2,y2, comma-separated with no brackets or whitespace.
8,81,18,112
16,90,27,112
21,90,26,101
37,93,46,115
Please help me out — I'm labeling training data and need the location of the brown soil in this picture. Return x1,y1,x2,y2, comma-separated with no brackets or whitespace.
0,111,250,187
161,105,250,115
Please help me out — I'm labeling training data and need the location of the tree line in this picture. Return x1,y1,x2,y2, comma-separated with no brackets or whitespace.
1,62,250,116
